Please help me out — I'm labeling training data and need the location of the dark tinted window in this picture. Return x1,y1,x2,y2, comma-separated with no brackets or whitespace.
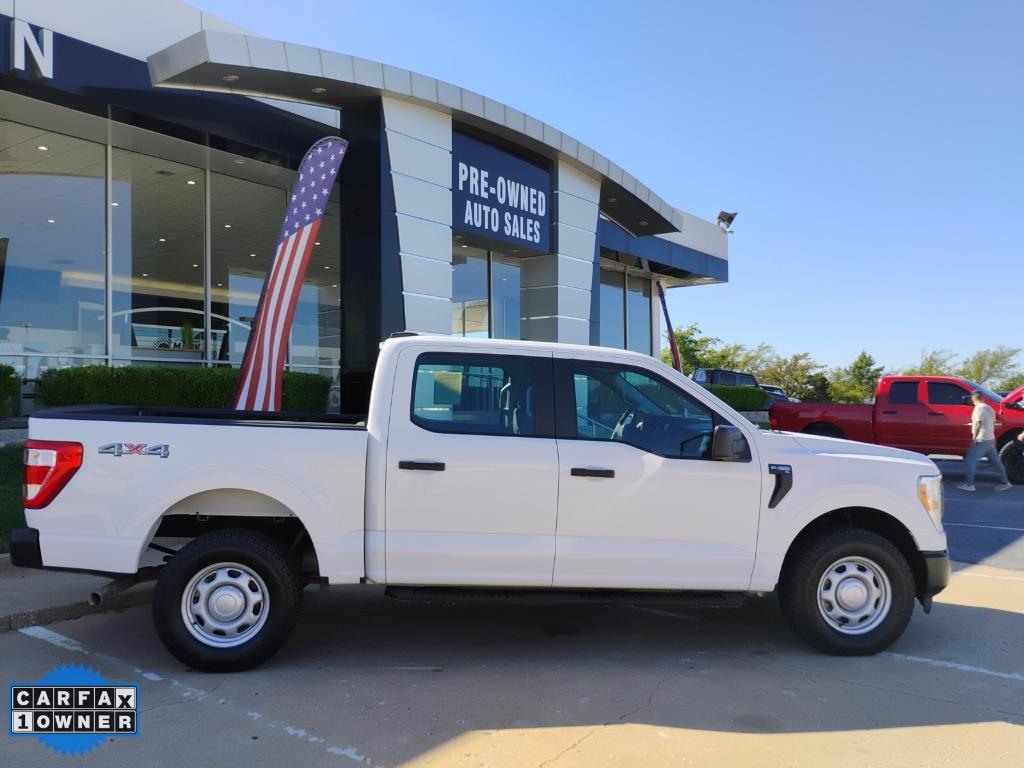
735,373,757,387
888,381,919,404
718,372,736,386
928,382,970,406
572,362,715,459
412,354,537,436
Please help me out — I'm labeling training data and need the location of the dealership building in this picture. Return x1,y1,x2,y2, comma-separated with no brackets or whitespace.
0,0,728,413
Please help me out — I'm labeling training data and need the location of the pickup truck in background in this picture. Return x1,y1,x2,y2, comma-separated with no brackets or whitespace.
11,336,949,671
770,376,1024,483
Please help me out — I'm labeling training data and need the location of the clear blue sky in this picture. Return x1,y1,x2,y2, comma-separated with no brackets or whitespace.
196,0,1023,371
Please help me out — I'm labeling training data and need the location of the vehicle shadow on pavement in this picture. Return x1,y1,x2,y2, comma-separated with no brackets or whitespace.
258,584,1024,753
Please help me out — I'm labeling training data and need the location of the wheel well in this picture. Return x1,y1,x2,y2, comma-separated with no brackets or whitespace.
150,489,320,578
997,428,1022,450
803,422,844,438
780,507,927,598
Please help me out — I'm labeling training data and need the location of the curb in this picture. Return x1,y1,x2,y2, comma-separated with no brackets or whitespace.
1,584,153,632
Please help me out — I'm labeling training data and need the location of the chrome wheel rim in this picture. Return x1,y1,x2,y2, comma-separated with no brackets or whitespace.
181,562,269,648
816,556,892,635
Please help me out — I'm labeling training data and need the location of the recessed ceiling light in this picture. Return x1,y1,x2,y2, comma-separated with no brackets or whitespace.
37,145,48,151
460,244,468,248
222,74,240,82
192,263,199,268
223,224,232,228
249,252,256,258
323,265,330,270
142,273,148,277
111,202,119,207
607,197,617,203
639,220,649,226
186,179,197,186
233,159,245,165
331,283,337,288
312,86,327,95
314,241,321,246
217,282,223,287
158,238,166,242
46,218,55,224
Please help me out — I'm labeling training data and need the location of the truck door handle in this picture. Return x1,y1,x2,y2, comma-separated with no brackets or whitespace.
571,467,615,478
398,460,446,471
927,411,941,416
881,410,898,415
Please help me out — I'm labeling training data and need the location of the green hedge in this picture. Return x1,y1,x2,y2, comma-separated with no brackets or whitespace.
36,365,332,413
0,364,19,419
704,384,770,412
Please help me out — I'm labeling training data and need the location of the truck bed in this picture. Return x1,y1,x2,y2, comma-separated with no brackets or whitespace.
769,401,875,442
31,404,367,429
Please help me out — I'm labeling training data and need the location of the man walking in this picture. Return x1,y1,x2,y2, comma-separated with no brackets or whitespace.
957,391,1013,491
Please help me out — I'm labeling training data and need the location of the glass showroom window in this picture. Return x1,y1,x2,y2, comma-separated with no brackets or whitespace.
598,268,625,349
626,274,652,355
0,121,107,365
209,173,286,365
451,246,522,339
111,149,205,361
452,245,489,337
288,193,342,369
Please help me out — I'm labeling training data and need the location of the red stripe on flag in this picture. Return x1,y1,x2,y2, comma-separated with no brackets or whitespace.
233,240,286,409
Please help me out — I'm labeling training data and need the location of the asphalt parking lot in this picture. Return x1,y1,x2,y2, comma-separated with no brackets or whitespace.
2,461,1021,768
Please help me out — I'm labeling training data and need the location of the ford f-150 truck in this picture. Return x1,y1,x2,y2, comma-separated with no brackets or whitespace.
11,336,950,670
769,376,1024,483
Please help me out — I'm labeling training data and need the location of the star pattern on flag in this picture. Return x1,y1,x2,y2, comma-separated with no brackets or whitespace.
279,139,346,243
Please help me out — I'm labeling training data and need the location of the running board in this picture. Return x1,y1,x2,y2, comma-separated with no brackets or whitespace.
384,586,747,608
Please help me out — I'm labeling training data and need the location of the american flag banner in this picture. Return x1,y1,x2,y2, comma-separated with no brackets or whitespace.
232,136,348,411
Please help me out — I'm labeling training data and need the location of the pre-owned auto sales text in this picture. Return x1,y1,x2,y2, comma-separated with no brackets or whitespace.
457,162,546,245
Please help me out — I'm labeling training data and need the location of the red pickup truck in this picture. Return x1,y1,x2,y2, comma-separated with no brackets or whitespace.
769,376,1024,483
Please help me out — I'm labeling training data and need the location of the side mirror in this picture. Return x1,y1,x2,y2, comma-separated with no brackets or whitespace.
711,425,750,462
960,395,973,405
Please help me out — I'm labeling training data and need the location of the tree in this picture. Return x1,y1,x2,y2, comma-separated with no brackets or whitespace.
804,373,832,402
956,346,1021,387
661,324,722,374
759,352,826,401
902,348,957,376
999,372,1024,392
829,351,884,403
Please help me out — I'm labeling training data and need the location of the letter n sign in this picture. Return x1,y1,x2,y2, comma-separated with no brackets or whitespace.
11,20,54,80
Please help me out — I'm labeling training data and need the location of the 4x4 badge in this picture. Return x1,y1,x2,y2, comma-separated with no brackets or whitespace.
98,443,170,458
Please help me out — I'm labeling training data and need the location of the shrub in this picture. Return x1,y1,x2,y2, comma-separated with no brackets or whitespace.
36,365,332,413
704,384,770,412
0,364,20,418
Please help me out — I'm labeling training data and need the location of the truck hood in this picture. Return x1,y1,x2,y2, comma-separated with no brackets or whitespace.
762,430,935,469
1002,386,1024,406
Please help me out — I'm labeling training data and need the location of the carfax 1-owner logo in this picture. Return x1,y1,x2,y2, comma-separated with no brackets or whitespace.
8,663,139,757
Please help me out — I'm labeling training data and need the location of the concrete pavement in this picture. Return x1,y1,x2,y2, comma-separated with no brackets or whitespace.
0,560,1021,767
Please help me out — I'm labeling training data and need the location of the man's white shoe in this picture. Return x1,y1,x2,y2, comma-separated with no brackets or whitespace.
995,483,1013,491
956,483,976,491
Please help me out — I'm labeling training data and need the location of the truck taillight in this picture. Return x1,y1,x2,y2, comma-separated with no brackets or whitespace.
769,411,779,430
24,440,83,509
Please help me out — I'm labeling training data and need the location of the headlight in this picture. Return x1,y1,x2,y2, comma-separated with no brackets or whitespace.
917,475,944,530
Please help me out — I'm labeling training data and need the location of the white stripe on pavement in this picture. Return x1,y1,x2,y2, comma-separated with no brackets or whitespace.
881,652,1024,683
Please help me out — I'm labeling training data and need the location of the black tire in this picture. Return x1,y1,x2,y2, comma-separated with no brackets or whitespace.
779,526,915,655
153,529,302,671
999,440,1024,485
804,423,845,439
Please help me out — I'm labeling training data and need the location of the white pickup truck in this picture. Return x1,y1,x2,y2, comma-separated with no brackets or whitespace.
11,335,949,670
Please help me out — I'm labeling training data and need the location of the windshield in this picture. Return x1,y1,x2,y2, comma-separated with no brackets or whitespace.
961,379,1004,403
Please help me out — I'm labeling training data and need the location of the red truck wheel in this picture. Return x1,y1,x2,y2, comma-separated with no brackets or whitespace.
999,441,1024,485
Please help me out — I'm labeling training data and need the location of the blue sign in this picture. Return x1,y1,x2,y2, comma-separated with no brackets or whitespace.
452,133,551,254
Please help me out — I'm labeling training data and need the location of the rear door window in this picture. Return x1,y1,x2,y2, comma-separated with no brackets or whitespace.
927,382,970,405
412,353,545,436
888,381,919,405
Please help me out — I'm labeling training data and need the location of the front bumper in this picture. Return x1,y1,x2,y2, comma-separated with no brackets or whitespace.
918,550,951,611
10,527,42,569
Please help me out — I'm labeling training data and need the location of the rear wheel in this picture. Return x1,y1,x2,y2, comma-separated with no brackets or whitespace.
804,423,845,439
779,526,915,655
999,440,1024,485
153,529,302,671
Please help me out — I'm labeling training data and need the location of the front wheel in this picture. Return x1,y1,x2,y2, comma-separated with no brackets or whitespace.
779,527,915,655
999,439,1024,485
153,529,302,671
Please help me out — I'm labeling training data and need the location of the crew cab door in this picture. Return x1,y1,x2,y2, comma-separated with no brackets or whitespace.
923,380,975,454
384,349,558,586
551,356,762,590
874,379,928,452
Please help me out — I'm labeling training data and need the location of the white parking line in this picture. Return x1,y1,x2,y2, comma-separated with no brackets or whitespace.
881,652,1024,683
17,626,374,764
953,570,1024,582
944,522,1024,533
